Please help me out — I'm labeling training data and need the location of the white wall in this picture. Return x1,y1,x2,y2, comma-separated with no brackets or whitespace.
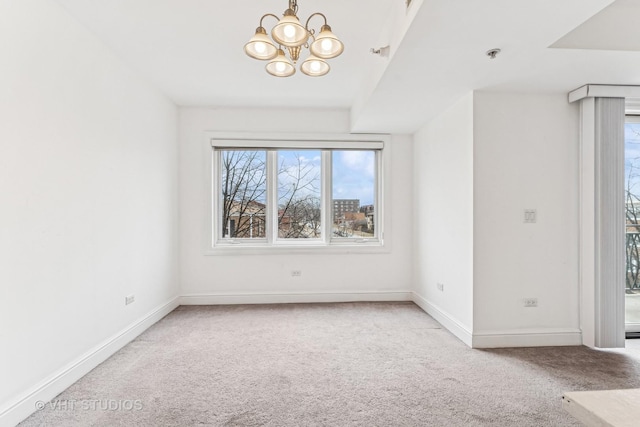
412,93,475,345
472,92,581,347
350,0,425,133
179,107,413,302
412,91,581,348
0,0,179,422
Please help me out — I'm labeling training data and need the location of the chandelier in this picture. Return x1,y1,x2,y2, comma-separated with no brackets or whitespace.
243,0,344,77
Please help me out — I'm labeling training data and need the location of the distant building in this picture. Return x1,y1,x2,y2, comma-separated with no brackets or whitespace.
360,204,374,214
332,199,360,221
360,204,375,232
224,200,266,238
344,212,366,222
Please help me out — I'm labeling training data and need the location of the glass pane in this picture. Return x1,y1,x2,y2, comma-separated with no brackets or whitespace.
220,150,267,239
625,119,640,330
332,150,376,238
277,150,322,238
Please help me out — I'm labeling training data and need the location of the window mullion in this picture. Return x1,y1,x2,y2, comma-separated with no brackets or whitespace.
211,149,219,244
376,150,382,242
322,150,331,244
267,150,277,244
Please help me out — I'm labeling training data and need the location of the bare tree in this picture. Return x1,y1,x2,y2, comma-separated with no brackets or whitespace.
221,150,266,238
220,150,321,239
627,163,640,291
351,219,369,236
277,153,321,238
625,123,640,291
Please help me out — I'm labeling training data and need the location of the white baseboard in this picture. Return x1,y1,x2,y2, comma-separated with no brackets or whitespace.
0,296,180,427
411,292,473,347
472,328,583,348
411,292,583,349
180,291,413,306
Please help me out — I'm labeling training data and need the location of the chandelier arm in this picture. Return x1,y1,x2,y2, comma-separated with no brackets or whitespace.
259,13,281,28
305,31,315,47
304,12,328,31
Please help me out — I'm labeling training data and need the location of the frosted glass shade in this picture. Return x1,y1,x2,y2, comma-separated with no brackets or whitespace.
301,55,330,77
266,49,296,77
310,25,344,59
271,12,309,47
244,27,278,60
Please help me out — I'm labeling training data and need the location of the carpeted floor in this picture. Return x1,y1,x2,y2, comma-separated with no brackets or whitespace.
19,302,640,426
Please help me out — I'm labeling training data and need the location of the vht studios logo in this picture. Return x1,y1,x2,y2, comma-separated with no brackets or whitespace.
35,399,143,411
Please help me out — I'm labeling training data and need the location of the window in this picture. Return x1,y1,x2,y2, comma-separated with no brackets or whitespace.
220,149,267,240
209,135,385,251
277,150,322,239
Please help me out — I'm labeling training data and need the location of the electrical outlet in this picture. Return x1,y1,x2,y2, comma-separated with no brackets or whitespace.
437,283,444,292
125,294,135,305
524,297,538,307
291,270,302,277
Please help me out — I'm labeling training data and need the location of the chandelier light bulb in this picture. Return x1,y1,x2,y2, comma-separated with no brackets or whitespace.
284,25,296,39
254,42,266,54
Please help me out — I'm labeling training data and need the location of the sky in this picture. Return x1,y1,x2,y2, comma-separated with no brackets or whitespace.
332,150,375,206
224,149,376,207
278,150,376,206
278,150,321,203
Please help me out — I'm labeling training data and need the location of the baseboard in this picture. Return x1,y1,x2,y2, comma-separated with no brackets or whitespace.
411,292,473,347
180,291,413,305
0,296,180,427
472,328,583,348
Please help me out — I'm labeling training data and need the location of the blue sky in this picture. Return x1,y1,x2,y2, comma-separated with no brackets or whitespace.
277,150,375,205
225,149,376,206
332,150,375,206
277,150,321,203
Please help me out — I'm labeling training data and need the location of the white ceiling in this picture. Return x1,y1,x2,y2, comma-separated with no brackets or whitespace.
53,0,395,109
552,0,640,51
54,0,640,133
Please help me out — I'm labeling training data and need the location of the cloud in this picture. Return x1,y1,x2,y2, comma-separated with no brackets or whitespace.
273,150,376,205
277,151,321,201
332,151,375,205
339,151,375,177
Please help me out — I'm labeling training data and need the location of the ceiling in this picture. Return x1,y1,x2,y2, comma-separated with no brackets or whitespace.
53,0,395,108
552,0,640,51
54,0,640,133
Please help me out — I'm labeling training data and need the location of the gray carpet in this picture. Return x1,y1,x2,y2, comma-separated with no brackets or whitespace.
19,302,640,426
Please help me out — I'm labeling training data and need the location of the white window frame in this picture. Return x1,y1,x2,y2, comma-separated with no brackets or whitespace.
204,132,390,255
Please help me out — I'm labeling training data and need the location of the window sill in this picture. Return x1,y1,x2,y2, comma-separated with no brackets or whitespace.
204,243,389,256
